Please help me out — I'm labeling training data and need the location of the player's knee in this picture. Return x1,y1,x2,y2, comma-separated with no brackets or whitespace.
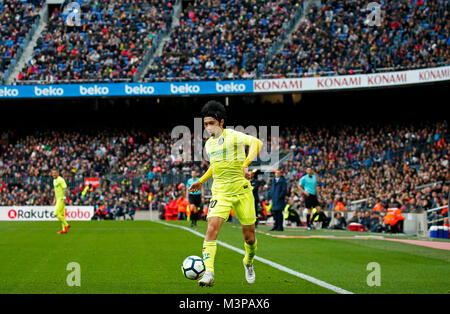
245,238,255,245
243,232,255,245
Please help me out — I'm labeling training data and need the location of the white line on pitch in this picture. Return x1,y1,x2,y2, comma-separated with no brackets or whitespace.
155,220,354,294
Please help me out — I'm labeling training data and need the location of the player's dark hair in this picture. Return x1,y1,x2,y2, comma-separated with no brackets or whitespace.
201,100,226,122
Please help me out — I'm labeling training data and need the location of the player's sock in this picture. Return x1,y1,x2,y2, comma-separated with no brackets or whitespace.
61,217,68,230
202,240,217,273
243,239,257,265
55,213,66,231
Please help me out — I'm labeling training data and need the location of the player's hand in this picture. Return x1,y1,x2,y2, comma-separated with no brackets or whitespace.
188,181,202,193
243,167,251,180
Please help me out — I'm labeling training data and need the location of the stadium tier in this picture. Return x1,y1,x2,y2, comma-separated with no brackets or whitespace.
0,0,44,80
0,0,448,85
145,0,300,81
18,0,173,84
262,0,450,78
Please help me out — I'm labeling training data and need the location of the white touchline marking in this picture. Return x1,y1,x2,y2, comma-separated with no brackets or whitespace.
155,220,354,294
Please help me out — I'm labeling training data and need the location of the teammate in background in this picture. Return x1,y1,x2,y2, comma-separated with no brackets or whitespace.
297,167,320,230
52,169,70,234
186,170,203,227
188,100,263,287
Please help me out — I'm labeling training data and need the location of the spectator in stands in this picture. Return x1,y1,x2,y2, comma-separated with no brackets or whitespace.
330,212,347,230
146,0,300,81
311,206,331,229
0,0,43,78
263,0,449,78
284,197,302,227
360,211,372,230
348,211,361,224
0,120,447,218
15,0,173,84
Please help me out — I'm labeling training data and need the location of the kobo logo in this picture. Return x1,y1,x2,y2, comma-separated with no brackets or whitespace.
216,82,246,93
65,208,92,219
170,83,200,94
8,209,17,219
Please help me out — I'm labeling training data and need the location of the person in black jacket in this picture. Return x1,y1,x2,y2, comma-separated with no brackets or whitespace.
270,170,287,231
250,169,262,228
330,212,347,230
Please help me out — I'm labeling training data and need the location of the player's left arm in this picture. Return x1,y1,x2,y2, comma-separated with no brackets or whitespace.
188,167,212,193
62,177,68,193
201,185,205,203
242,135,263,166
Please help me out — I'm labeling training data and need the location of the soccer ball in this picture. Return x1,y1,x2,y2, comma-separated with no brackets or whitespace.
181,255,205,280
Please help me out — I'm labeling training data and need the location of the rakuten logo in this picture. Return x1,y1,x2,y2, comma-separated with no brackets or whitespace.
125,84,155,95
34,86,64,96
0,87,19,97
80,85,109,95
216,82,246,93
16,209,54,219
8,209,17,219
170,83,200,94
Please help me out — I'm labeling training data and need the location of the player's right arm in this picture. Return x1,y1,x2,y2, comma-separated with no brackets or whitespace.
188,167,212,193
297,177,309,196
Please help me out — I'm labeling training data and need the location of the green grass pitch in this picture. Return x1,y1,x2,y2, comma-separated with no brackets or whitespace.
0,220,448,294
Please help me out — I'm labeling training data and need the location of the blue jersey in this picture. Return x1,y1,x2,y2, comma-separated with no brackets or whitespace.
187,177,201,195
299,174,318,195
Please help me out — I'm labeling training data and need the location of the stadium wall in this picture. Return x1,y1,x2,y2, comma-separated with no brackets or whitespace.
0,66,448,99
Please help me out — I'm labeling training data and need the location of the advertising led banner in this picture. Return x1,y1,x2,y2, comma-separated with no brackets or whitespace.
0,80,254,98
0,66,448,99
253,66,450,93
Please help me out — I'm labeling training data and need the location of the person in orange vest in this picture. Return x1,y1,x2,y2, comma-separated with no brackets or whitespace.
384,207,405,233
167,199,179,220
440,201,448,217
333,196,346,211
177,194,188,221
372,198,385,212
261,199,271,220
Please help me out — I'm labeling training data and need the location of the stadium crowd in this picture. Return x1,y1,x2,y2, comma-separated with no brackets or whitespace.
0,121,448,224
145,0,301,81
2,0,448,83
263,0,450,77
275,121,449,214
0,0,43,80
16,0,174,84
